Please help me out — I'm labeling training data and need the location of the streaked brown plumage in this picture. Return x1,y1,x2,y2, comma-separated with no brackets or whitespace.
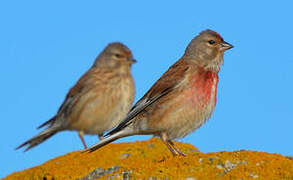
16,42,136,151
87,30,233,156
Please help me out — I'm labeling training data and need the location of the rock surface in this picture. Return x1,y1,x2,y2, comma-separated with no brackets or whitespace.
4,138,293,179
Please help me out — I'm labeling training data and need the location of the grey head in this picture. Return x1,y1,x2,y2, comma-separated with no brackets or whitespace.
184,29,233,71
94,42,136,68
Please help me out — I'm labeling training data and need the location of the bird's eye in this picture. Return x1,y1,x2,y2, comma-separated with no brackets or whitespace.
114,54,122,58
208,40,216,45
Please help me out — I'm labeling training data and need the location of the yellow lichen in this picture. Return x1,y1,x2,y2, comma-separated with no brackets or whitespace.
4,138,293,179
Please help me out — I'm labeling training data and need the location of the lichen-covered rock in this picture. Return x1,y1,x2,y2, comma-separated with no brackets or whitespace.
4,138,293,179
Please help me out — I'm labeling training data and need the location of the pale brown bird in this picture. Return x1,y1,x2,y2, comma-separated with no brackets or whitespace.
16,42,136,151
87,30,233,156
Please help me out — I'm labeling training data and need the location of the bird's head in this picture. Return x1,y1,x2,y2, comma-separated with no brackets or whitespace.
94,42,136,68
184,29,233,71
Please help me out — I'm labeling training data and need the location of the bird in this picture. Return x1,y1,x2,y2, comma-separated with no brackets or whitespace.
87,30,233,156
16,42,136,151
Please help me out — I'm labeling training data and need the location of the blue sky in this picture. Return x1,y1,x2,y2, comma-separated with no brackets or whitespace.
1,0,293,177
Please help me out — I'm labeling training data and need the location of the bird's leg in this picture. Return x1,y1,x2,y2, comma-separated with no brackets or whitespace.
168,140,186,156
160,132,177,156
98,133,104,140
78,131,87,149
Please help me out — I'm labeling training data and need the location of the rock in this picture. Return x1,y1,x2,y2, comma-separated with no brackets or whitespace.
185,177,197,180
78,166,121,180
120,153,131,159
4,138,293,180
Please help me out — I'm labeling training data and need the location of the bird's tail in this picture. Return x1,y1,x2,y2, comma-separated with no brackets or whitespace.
16,127,60,152
37,116,57,129
87,128,135,152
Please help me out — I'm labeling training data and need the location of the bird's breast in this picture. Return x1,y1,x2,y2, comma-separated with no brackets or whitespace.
186,69,219,108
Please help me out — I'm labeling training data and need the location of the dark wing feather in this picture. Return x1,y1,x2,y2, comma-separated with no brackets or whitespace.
37,116,56,129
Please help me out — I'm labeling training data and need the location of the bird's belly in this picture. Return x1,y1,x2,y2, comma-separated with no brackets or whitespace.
69,98,131,135
81,105,129,134
166,101,215,139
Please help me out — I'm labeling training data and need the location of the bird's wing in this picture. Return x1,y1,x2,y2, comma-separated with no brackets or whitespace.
106,59,190,136
38,68,95,129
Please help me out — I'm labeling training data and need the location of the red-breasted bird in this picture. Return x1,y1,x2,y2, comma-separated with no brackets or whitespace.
87,30,233,156
16,42,136,151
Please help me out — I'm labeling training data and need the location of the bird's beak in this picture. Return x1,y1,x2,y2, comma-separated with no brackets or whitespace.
221,41,234,51
128,57,137,64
